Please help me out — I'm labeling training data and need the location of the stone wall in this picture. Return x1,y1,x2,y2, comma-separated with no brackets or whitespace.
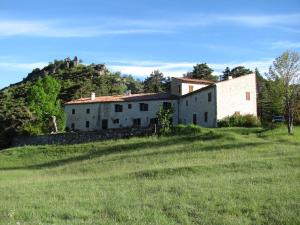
12,128,154,147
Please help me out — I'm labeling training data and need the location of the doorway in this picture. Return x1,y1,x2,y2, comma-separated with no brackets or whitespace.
193,114,197,125
102,119,108,129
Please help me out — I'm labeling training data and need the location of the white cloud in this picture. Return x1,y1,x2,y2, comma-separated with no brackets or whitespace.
0,19,169,38
0,13,299,37
0,61,48,71
271,41,300,49
108,58,273,79
219,14,300,27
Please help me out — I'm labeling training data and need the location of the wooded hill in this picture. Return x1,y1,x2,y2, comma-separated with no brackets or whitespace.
0,57,143,148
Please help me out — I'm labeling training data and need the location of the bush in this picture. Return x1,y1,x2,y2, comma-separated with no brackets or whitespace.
173,124,202,135
218,114,260,127
157,106,174,135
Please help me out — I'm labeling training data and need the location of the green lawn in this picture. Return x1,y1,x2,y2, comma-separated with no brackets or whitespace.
0,126,299,225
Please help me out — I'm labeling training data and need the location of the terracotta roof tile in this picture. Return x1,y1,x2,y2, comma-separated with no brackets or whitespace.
65,92,178,105
172,77,215,84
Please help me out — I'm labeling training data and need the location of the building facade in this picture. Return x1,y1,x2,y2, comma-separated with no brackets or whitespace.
64,73,257,131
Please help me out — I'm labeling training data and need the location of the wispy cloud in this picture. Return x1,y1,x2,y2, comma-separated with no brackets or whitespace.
219,14,300,28
0,61,48,71
0,19,169,38
0,13,299,37
270,41,300,49
108,58,273,78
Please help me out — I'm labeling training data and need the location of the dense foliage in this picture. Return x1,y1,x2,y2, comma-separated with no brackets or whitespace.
187,63,218,81
218,114,260,127
143,70,170,93
25,76,65,134
221,66,253,80
258,51,300,131
157,105,174,135
0,57,143,148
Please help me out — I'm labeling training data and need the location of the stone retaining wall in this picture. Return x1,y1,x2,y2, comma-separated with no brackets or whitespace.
12,128,154,147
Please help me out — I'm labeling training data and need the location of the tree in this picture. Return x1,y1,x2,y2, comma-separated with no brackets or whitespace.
260,79,285,123
229,66,253,78
156,105,174,135
268,50,300,134
143,70,167,93
27,76,65,134
221,67,231,81
190,63,218,81
124,75,142,94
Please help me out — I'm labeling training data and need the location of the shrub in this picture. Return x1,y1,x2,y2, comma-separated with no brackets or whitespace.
218,114,260,127
157,106,174,135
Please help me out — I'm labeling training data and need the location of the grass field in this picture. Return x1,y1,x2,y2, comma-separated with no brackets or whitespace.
0,126,299,225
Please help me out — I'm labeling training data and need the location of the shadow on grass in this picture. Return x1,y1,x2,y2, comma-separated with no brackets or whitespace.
105,141,266,164
0,131,226,171
129,157,274,179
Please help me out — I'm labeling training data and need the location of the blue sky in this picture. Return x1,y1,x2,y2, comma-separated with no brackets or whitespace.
0,0,300,88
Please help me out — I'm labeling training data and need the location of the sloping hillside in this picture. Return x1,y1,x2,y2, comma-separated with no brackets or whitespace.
0,57,142,148
0,126,299,225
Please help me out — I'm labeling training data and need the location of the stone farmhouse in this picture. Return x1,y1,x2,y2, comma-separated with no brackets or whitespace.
64,73,257,131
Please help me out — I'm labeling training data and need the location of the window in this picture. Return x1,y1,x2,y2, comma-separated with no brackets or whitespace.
246,92,251,101
178,85,181,94
86,108,90,114
193,114,197,125
163,102,172,110
208,92,212,102
102,119,108,129
133,118,141,128
204,112,208,122
113,119,119,124
71,123,75,130
150,118,158,125
189,85,194,93
186,100,189,107
195,97,197,102
128,104,132,109
72,109,75,114
86,121,90,128
115,104,123,112
140,103,148,111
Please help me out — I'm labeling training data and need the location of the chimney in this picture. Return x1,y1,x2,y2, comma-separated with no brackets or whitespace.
125,90,132,96
91,92,96,100
228,76,233,80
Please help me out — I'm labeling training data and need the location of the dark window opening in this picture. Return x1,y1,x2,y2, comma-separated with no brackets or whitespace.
128,104,132,109
72,109,75,114
150,118,158,125
71,123,75,130
186,100,189,107
86,108,90,114
204,112,208,122
193,114,197,125
208,92,212,102
140,103,148,111
102,119,108,129
86,121,90,128
163,102,172,110
133,118,141,128
115,104,123,112
113,119,119,124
